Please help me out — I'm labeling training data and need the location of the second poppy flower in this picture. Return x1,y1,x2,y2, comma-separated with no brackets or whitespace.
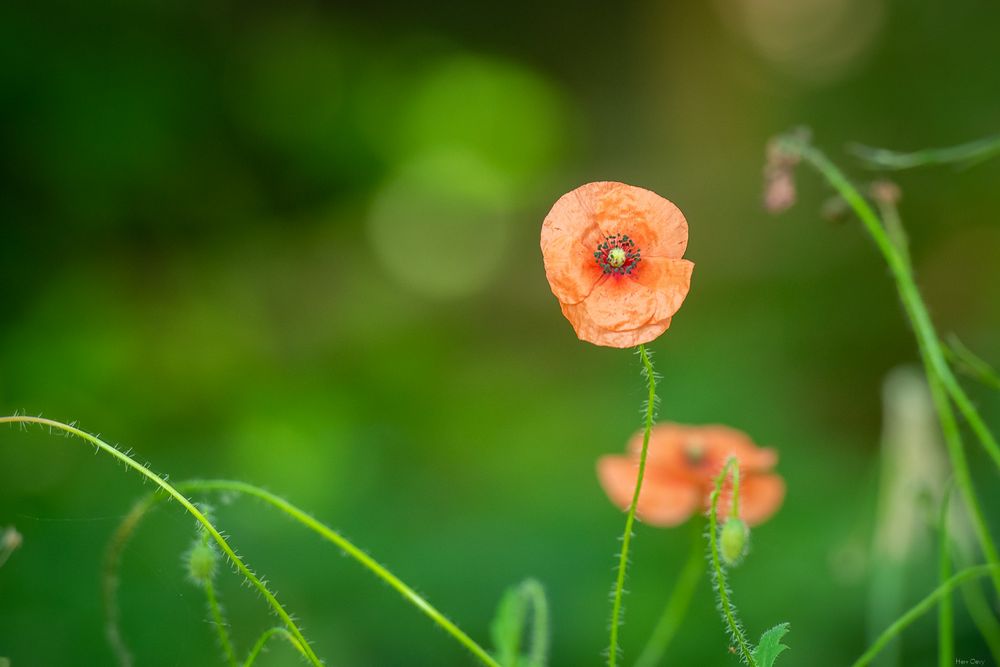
597,423,785,527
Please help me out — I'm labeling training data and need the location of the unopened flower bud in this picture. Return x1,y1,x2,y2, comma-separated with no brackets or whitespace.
720,518,749,567
763,170,797,214
186,540,218,586
869,179,902,206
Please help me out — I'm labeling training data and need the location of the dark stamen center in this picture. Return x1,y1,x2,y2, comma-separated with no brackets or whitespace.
594,234,641,275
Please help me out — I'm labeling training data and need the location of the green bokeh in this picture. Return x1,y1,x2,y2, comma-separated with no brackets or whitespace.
2,1,1000,666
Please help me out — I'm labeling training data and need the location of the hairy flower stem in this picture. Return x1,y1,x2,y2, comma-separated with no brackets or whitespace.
608,344,658,667
205,577,237,667
708,458,756,666
196,526,238,667
104,479,501,667
0,416,324,666
244,627,309,667
786,140,1000,596
634,518,705,667
853,565,1000,667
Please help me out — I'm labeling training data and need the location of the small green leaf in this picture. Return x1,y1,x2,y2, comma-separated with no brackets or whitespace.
752,623,790,667
490,579,549,667
491,586,527,667
945,335,1000,391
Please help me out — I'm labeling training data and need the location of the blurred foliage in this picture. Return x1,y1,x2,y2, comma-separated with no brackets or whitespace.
2,0,1000,665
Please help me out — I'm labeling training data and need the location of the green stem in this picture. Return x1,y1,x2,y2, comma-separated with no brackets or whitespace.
873,198,911,272
634,519,705,667
0,416,324,667
956,568,1000,664
708,458,756,666
852,565,1000,667
184,480,500,667
199,519,239,667
937,487,953,667
851,134,1000,171
103,478,500,667
608,344,658,667
793,141,1000,472
243,627,309,667
790,141,1000,596
945,335,1000,391
729,466,740,519
205,577,238,667
103,495,158,667
520,579,549,667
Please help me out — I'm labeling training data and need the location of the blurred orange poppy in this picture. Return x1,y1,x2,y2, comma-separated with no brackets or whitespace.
540,182,694,348
597,423,785,527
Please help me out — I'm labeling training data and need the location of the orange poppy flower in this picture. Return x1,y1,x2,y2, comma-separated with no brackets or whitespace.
540,182,694,348
597,423,785,527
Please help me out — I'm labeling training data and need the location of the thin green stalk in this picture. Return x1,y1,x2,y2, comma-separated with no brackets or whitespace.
791,141,1000,473
205,577,237,667
608,344,658,667
945,335,1000,391
105,479,500,667
852,565,1000,667
873,197,910,272
730,466,740,519
198,516,239,667
708,458,756,667
956,570,1000,664
179,480,500,667
945,496,1000,665
937,488,953,667
788,141,1000,596
851,134,1000,171
520,579,550,667
244,627,309,667
0,416,324,667
924,360,1000,595
634,519,705,667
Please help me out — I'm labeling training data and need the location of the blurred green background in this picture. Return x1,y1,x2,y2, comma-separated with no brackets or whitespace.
2,0,1000,665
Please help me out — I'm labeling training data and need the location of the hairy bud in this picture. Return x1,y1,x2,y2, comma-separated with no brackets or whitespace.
720,518,750,567
185,539,218,587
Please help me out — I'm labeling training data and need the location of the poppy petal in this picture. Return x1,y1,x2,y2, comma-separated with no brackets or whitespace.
589,183,689,259
699,426,778,472
580,278,661,331
626,423,689,468
718,473,786,527
541,233,605,305
597,455,700,527
630,257,694,321
561,301,671,348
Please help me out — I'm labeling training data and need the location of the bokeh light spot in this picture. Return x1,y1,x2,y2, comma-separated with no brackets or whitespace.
399,55,568,185
368,150,510,299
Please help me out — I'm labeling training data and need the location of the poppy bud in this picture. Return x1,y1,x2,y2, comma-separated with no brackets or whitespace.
869,180,902,206
720,518,749,567
186,540,218,586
